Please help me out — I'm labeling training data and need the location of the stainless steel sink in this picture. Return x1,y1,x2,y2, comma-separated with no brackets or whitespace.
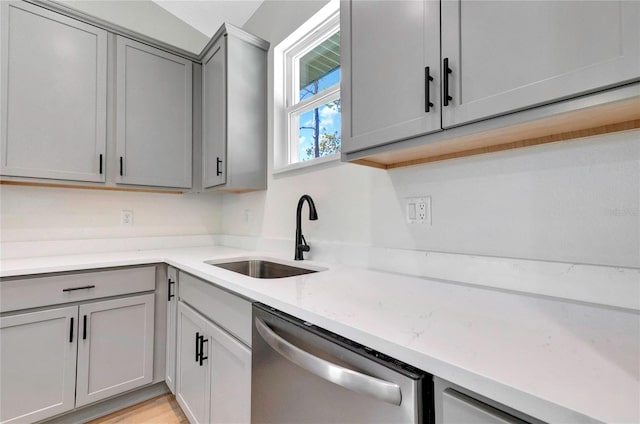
204,258,322,279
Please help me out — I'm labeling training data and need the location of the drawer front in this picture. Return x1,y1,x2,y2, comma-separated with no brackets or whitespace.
0,266,156,313
179,272,252,346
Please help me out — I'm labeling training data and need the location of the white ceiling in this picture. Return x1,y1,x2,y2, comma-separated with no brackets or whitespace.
151,0,264,37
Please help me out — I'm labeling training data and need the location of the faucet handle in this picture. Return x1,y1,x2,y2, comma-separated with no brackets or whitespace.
298,234,311,252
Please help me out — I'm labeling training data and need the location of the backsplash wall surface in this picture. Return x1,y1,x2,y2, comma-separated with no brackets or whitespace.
224,0,640,268
0,185,222,242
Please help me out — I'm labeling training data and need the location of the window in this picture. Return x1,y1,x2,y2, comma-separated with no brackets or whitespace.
274,1,340,171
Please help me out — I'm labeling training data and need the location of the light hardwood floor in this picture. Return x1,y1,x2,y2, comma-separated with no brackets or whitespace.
87,394,188,424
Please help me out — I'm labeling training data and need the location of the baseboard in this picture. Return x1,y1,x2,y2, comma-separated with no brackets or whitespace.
38,382,170,424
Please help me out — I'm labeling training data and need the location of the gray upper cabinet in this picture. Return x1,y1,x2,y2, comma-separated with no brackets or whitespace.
341,0,441,154
341,0,640,166
441,0,640,127
0,1,107,182
116,36,192,189
202,36,226,189
201,25,268,192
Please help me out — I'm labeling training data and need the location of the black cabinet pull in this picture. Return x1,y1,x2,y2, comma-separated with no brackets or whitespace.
425,66,434,112
443,58,453,107
82,315,87,340
119,156,124,176
199,336,208,366
216,157,223,176
62,285,95,292
99,154,103,175
195,332,201,362
69,317,74,343
168,278,175,302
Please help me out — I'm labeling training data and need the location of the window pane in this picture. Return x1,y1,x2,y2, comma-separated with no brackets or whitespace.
299,32,340,102
295,99,341,162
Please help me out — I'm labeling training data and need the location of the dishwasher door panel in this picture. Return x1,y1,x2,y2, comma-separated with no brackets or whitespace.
251,304,428,424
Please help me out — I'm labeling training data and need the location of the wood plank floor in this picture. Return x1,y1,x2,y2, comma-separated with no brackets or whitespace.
86,394,188,424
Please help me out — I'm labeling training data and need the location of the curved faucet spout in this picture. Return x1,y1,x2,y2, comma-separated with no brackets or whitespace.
295,195,318,260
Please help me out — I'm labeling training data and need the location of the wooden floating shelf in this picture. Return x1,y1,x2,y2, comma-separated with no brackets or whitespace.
348,95,640,170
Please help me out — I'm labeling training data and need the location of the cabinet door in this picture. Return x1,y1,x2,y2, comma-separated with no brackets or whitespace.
165,267,178,393
341,0,441,154
441,389,528,424
116,37,192,188
75,294,155,407
0,306,78,424
0,1,107,182
208,319,251,424
441,0,640,127
202,37,227,189
176,302,211,424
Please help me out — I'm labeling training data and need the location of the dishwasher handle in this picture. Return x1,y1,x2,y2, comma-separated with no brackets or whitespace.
255,317,402,406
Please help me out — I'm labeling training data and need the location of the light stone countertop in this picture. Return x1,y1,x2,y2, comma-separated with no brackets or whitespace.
1,244,639,424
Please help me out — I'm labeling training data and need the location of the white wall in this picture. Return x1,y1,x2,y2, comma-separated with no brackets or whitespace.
225,0,640,268
0,185,221,242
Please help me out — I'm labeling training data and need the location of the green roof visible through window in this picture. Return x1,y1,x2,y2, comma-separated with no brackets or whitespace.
299,31,340,90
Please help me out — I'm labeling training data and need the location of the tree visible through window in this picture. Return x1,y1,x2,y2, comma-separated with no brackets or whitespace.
298,66,341,161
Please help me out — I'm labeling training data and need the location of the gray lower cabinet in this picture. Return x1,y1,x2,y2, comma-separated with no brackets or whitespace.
0,267,156,424
176,302,210,424
200,24,268,192
75,294,155,407
116,36,193,189
0,293,154,423
0,307,78,424
435,377,543,424
175,272,252,424
0,1,107,182
176,302,251,424
165,267,179,393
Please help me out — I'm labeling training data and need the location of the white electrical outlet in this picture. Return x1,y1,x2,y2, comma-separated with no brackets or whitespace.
417,199,427,222
406,197,432,225
121,210,133,226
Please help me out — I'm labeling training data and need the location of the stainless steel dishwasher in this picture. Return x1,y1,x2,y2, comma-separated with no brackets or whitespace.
252,303,433,423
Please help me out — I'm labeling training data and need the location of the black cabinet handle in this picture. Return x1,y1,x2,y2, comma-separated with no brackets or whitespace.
195,332,201,362
69,317,74,343
425,66,434,112
216,157,223,176
168,278,175,302
199,336,208,366
99,154,103,175
62,285,95,292
119,156,124,176
82,315,87,340
443,58,453,107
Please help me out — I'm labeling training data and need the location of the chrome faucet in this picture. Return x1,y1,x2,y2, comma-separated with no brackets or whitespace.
295,194,318,260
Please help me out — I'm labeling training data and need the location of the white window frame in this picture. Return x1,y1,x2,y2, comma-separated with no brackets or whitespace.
273,0,340,173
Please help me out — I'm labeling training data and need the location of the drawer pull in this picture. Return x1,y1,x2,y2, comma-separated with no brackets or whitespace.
168,278,175,301
62,285,96,293
69,317,74,343
199,336,208,366
425,66,434,112
195,332,201,362
443,57,453,107
216,157,223,176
